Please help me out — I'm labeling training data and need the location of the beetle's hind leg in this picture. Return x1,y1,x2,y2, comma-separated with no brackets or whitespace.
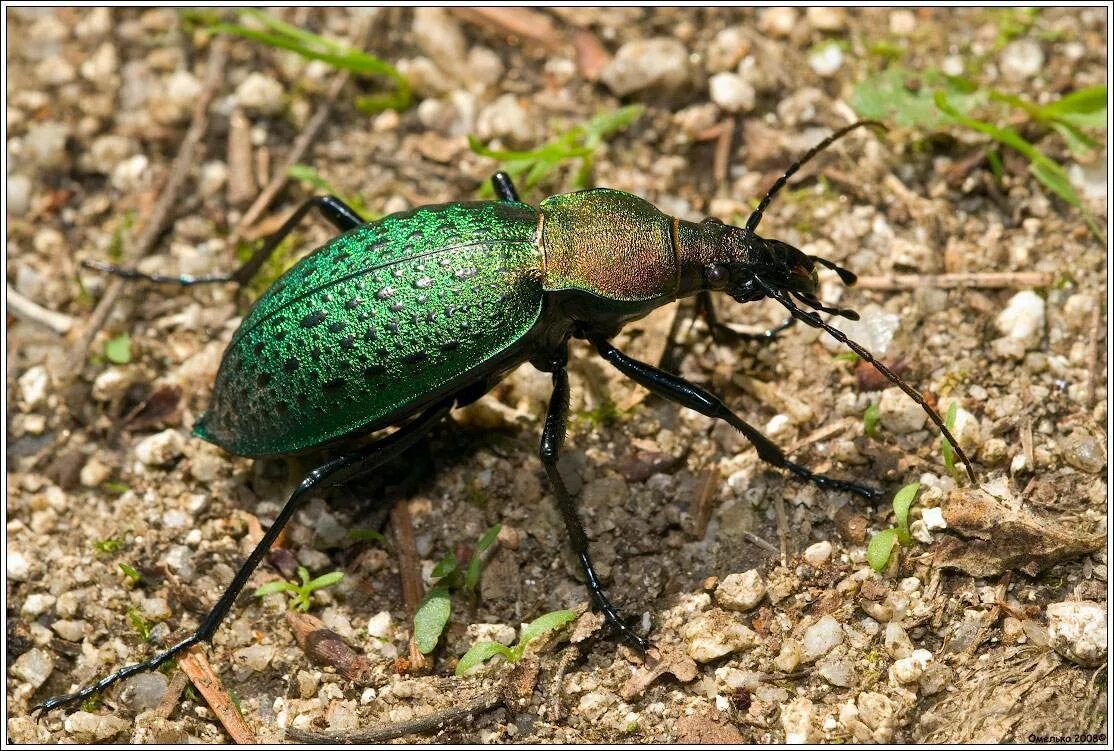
539,350,650,651
36,398,451,714
83,195,365,287
591,336,880,500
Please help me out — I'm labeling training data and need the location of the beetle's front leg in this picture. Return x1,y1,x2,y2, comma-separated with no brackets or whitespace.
694,291,796,343
590,336,880,500
539,352,650,651
490,171,520,202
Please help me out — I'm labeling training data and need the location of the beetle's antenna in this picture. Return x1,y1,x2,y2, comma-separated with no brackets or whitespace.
744,120,887,239
757,278,977,483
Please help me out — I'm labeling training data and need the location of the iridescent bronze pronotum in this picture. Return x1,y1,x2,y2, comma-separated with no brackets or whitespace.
43,120,973,714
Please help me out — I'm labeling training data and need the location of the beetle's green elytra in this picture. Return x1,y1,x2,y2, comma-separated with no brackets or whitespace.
45,121,976,716
195,201,544,456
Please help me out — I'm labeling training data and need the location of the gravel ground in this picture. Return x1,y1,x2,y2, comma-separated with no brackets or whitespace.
6,7,1108,744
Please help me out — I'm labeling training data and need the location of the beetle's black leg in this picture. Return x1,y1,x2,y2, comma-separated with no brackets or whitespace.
82,195,365,287
590,336,880,500
696,291,796,343
491,171,520,203
539,352,649,651
36,399,451,713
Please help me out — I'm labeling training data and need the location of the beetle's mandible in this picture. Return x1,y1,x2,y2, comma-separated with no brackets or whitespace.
40,120,975,713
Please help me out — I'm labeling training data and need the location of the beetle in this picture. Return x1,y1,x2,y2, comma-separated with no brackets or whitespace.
40,120,974,712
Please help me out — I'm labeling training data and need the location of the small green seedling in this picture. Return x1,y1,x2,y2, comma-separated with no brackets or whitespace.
863,402,881,439
127,608,153,641
188,8,410,113
866,482,921,572
92,538,123,554
254,566,344,612
833,352,861,363
105,333,132,365
455,609,577,676
469,105,644,196
940,401,958,477
413,525,500,655
118,562,141,584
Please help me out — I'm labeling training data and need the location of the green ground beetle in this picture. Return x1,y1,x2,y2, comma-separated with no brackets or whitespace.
40,120,974,712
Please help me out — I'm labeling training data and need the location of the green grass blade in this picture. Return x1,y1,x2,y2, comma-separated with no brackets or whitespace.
455,641,515,676
414,585,452,654
892,482,921,545
866,528,898,572
518,609,577,649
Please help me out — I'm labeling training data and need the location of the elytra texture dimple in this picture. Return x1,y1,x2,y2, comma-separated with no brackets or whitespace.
195,201,543,457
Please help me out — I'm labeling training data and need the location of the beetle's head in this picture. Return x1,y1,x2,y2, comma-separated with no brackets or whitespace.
697,223,859,321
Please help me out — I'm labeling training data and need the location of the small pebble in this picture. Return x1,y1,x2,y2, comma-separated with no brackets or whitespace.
773,639,802,672
808,42,843,77
80,457,112,488
51,619,87,642
12,648,54,690
705,26,749,72
817,657,856,687
8,173,32,215
18,366,50,409
122,671,169,711
1047,600,1106,667
24,122,70,169
235,643,275,672
163,545,194,579
823,306,900,356
878,387,927,434
801,616,843,661
600,38,689,96
803,541,833,566
889,10,917,35
683,609,757,663
1000,38,1045,80
889,648,932,684
22,593,56,617
297,670,320,700
236,72,285,116
708,72,755,113
64,712,131,743
366,610,393,639
757,8,797,38
995,290,1045,348
467,622,517,646
806,7,846,31
781,697,816,743
134,429,186,467
1058,430,1106,474
714,570,766,612
883,622,914,659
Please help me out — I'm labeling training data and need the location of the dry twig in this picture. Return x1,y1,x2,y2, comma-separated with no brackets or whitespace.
179,648,257,744
285,689,503,744
854,272,1054,290
390,499,427,670
6,285,75,334
64,39,229,377
153,669,189,720
451,7,562,51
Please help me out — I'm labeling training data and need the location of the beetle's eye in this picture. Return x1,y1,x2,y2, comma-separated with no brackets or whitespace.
705,264,729,289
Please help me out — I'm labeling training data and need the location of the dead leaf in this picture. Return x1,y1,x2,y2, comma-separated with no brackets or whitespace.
620,646,697,700
936,489,1104,577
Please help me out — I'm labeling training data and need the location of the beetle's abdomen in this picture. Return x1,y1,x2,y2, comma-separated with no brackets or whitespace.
195,202,543,457
539,189,676,302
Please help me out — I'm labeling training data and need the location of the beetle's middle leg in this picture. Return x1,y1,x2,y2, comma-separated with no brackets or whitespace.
491,171,521,202
539,351,650,651
83,195,365,287
591,335,880,500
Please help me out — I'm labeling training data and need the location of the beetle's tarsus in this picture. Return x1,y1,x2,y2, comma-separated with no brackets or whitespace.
491,171,521,203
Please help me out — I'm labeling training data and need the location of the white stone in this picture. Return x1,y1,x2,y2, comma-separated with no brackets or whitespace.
467,621,517,646
921,507,947,530
683,609,757,663
366,610,393,639
883,622,914,659
22,593,56,617
8,173,32,215
889,648,932,684
715,570,766,611
235,643,275,672
8,551,31,581
995,290,1045,348
24,122,70,169
822,306,901,356
773,639,801,672
110,154,151,193
63,711,130,742
817,656,856,686
600,38,689,96
808,42,844,77
878,386,927,434
236,72,285,115
18,366,50,409
1000,38,1044,79
706,26,749,72
134,429,186,466
801,616,843,661
12,648,54,690
781,697,816,743
709,72,755,113
1047,600,1106,667
758,8,797,38
803,541,833,566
